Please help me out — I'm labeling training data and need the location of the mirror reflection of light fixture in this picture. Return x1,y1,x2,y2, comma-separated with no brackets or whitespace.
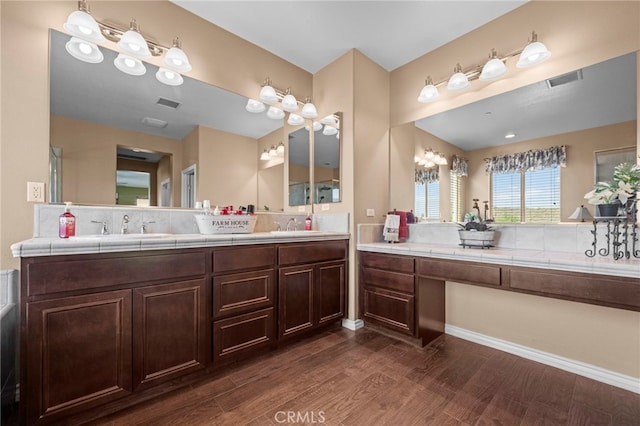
246,99,266,113
322,125,338,136
156,68,183,86
276,142,285,155
65,37,103,63
260,149,270,161
114,53,146,76
417,76,439,103
287,113,304,126
418,30,550,102
447,63,470,91
301,98,318,118
517,31,551,68
268,145,278,157
568,205,593,222
415,148,447,168
259,78,278,103
480,49,507,80
266,106,285,120
305,122,323,132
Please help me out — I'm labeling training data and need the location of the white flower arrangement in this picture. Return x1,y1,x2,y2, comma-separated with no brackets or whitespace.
584,162,640,205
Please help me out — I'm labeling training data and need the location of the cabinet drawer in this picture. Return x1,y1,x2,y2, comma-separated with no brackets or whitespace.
360,267,414,294
278,240,347,266
363,287,415,336
416,258,501,287
213,308,274,365
359,251,414,274
25,250,207,296
509,268,640,310
213,269,275,319
213,245,275,274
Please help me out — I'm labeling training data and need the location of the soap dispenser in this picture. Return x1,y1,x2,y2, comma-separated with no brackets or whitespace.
59,202,76,238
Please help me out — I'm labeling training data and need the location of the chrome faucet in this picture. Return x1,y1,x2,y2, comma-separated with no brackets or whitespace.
91,220,108,235
286,217,297,232
140,221,155,234
120,214,129,234
275,222,282,232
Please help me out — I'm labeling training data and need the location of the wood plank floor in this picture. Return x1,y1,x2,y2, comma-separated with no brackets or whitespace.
11,326,640,425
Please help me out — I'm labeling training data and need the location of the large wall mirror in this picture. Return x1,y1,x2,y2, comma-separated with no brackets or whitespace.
49,29,284,209
392,52,637,222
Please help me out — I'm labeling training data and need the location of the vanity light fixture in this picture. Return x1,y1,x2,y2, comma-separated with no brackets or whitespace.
276,142,285,155
415,149,447,168
281,88,299,112
260,149,270,161
301,97,319,119
245,99,266,113
252,77,317,124
287,113,305,126
479,49,507,81
268,145,278,158
266,106,285,120
259,78,279,103
418,30,551,103
62,1,192,86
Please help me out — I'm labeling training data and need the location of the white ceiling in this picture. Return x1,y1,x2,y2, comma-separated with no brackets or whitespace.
170,0,527,73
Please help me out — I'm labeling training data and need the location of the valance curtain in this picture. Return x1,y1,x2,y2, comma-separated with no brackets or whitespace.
451,155,469,177
415,168,439,184
484,145,567,174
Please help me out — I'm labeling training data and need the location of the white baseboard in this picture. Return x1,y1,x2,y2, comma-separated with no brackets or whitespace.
445,324,640,394
342,318,364,331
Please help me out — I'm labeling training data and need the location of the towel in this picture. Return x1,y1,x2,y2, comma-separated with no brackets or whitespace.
383,214,400,242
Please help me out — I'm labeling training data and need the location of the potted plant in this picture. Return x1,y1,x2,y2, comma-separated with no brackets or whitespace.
584,162,640,217
457,212,495,248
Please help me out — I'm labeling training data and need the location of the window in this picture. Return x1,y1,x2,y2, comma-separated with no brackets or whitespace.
492,167,560,223
450,173,462,222
415,181,440,219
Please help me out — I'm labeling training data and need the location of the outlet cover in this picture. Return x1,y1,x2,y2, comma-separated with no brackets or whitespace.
366,208,375,217
27,182,45,203
321,204,330,211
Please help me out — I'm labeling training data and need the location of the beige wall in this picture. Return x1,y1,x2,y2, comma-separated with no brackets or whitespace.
50,115,182,206
467,121,637,220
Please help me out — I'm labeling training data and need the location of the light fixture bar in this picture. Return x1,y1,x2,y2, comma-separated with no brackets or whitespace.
97,20,169,57
260,77,311,109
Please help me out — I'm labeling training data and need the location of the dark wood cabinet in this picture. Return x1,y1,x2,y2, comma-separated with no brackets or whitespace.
132,279,208,391
211,245,277,366
278,241,348,340
23,290,133,425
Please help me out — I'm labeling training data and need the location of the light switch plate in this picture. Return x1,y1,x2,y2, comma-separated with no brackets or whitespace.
27,182,45,203
366,208,375,217
321,204,330,211
298,205,306,212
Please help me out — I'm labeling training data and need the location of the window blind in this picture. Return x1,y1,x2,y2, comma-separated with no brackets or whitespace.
427,181,440,219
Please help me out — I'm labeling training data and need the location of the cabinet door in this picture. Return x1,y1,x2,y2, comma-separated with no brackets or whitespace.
133,279,208,391
24,290,132,425
362,287,415,336
315,261,346,326
278,265,314,339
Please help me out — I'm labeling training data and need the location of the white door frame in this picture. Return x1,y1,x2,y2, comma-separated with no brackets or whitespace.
181,164,197,208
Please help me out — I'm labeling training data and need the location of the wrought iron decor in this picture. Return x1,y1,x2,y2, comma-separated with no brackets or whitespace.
586,199,639,260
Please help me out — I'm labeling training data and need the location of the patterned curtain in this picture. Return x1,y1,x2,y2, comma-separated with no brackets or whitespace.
484,145,567,174
451,155,468,177
415,168,439,184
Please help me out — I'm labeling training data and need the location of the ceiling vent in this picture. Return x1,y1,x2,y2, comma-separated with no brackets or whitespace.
141,117,168,128
546,69,583,88
156,97,181,109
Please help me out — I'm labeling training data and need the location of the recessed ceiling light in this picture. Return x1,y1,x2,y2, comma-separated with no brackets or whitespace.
505,132,516,139
141,117,168,128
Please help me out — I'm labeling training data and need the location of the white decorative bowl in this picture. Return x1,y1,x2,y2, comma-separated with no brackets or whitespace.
195,214,257,234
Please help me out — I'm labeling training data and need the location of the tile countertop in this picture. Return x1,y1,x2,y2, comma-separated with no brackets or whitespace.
11,232,350,258
357,242,640,279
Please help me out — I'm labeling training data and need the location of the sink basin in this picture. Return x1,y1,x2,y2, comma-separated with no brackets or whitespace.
269,230,321,236
69,233,171,240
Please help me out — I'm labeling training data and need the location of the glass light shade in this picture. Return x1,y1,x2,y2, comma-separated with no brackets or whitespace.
414,156,421,163
437,156,448,165
432,153,442,163
447,71,469,91
424,161,436,168
65,37,103,63
417,83,439,103
260,150,270,161
276,142,285,155
63,10,105,43
320,115,337,126
259,85,278,103
517,41,551,67
245,99,266,113
418,158,426,166
425,149,435,160
301,101,318,118
156,68,183,86
313,121,323,131
163,46,192,72
118,25,151,58
322,125,338,136
281,93,298,112
114,53,146,76
268,146,277,157
266,106,285,120
480,58,507,80
287,113,304,126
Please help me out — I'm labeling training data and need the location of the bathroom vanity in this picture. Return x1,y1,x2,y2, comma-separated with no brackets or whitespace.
13,233,348,425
